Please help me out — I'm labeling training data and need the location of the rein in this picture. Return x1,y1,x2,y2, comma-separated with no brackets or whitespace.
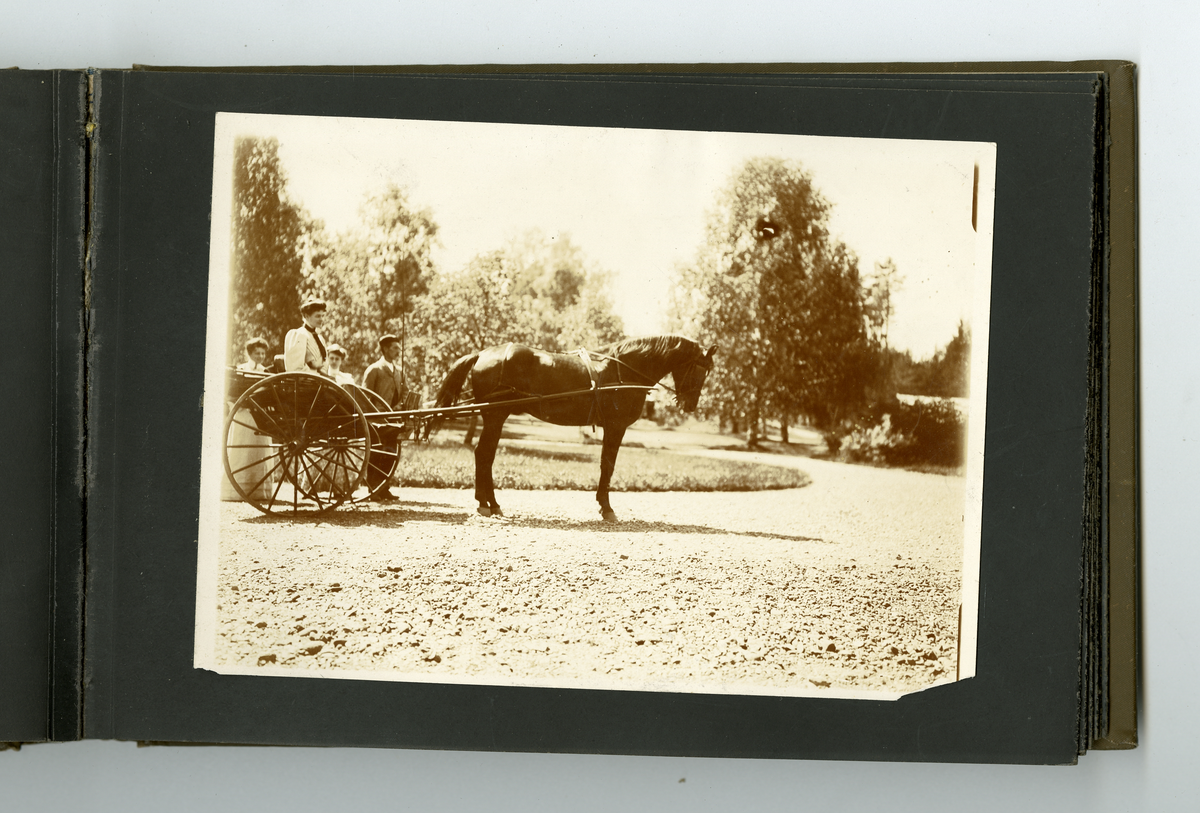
578,347,710,400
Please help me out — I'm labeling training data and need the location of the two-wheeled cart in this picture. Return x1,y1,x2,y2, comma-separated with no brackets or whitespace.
222,369,651,515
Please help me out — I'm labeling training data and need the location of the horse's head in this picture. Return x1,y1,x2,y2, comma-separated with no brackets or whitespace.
672,344,717,413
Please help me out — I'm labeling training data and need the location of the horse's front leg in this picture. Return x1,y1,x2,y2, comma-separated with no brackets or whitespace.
474,414,505,516
597,423,628,522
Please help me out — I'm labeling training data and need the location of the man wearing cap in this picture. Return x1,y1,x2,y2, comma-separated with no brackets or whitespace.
362,335,407,501
237,337,270,372
363,334,408,408
326,344,355,387
283,297,330,375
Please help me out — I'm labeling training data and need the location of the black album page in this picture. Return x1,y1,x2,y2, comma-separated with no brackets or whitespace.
82,67,1103,764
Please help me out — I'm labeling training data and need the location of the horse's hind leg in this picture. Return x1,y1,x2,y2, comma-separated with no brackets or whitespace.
597,423,628,522
474,413,506,517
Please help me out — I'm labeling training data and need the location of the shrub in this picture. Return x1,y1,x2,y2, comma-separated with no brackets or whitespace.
839,414,912,465
837,399,965,469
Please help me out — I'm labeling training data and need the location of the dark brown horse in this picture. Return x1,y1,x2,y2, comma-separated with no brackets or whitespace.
434,335,716,521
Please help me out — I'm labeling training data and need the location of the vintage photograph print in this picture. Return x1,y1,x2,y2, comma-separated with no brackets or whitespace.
195,112,995,700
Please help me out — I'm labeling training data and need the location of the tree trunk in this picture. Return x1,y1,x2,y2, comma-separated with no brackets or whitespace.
780,417,789,444
747,389,761,447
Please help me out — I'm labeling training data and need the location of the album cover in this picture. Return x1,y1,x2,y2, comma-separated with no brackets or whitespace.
1,63,1136,762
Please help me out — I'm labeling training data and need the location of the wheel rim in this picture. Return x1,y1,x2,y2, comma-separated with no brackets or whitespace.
223,372,371,514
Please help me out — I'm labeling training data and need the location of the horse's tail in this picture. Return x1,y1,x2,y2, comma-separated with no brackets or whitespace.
435,352,480,408
424,352,480,440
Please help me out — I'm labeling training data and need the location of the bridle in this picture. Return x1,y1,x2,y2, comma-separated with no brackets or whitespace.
580,347,712,403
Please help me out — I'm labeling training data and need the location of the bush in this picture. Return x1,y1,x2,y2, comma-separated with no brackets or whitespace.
837,399,965,469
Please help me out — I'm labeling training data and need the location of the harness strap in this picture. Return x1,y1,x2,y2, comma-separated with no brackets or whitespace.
496,342,514,393
577,348,600,430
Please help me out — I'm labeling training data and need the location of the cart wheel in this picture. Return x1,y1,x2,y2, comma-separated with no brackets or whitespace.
224,372,371,514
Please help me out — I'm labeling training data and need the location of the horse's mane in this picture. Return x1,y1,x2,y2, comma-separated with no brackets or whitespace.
599,334,699,360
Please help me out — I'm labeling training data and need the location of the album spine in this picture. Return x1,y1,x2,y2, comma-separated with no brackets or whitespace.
1091,59,1139,751
49,68,90,743
0,69,88,746
79,69,125,741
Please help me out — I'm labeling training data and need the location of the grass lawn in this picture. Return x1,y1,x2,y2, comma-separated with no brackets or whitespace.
397,441,810,492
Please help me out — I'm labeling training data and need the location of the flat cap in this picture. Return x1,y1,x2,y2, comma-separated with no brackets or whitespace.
378,334,400,349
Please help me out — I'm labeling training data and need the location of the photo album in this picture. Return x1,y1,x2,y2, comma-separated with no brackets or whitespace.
2,63,1137,764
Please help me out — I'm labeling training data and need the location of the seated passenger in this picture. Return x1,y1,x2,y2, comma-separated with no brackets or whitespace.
327,344,356,387
283,297,330,375
237,337,269,372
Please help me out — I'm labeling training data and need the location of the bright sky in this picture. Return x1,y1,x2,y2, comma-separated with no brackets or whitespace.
215,113,994,360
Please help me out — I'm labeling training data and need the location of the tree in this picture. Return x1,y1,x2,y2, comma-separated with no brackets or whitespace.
359,184,438,330
934,320,971,397
889,320,972,398
303,184,439,381
865,258,903,353
410,230,625,396
228,137,309,359
671,157,876,446
501,229,624,352
411,250,527,386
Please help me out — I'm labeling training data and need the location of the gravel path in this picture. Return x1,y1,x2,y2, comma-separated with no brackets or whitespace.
209,452,966,698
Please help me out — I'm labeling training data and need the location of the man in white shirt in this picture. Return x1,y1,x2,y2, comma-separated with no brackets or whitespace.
283,298,329,375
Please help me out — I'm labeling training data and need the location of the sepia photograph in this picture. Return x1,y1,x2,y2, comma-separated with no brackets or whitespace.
195,112,995,700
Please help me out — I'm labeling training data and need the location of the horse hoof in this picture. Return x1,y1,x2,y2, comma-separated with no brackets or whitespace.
601,510,618,523
477,506,492,517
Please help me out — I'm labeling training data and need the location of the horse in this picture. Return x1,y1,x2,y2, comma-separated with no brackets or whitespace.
434,335,717,522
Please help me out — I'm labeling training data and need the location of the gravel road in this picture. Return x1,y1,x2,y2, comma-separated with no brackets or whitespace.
209,451,966,698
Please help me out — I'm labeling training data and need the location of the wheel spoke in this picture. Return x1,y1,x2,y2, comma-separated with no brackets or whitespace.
318,414,363,437
291,378,299,445
238,454,287,499
243,396,287,438
296,449,327,510
227,413,271,435
316,392,347,422
227,447,287,478
300,443,364,486
335,446,365,496
267,381,290,433
302,382,323,427
268,451,289,508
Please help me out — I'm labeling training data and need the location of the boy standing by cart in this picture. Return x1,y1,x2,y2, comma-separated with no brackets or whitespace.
362,334,407,501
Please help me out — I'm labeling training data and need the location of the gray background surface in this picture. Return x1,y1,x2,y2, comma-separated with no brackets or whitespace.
1,1,1181,809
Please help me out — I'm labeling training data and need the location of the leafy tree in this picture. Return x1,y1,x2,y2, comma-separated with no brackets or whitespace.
411,230,625,393
865,258,903,352
359,184,437,328
501,229,624,352
228,136,309,360
933,320,971,397
554,270,625,351
411,250,528,386
889,321,972,398
303,184,438,382
671,157,876,445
